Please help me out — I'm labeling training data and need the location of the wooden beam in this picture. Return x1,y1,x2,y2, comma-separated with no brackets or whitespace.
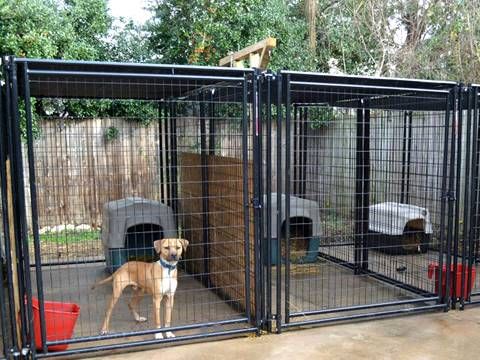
219,37,276,68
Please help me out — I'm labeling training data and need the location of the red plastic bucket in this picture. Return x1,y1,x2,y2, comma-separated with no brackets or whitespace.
427,263,476,299
31,297,80,351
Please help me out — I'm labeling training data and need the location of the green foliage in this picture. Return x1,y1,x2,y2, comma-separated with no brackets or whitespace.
308,107,336,129
104,126,119,142
146,0,315,70
0,0,111,59
107,20,154,62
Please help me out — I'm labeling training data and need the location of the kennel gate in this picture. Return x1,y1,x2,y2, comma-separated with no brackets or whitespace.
1,57,261,358
262,71,459,331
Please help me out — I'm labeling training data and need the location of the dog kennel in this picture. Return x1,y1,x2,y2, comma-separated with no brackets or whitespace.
1,56,477,358
262,71,458,330
0,57,259,357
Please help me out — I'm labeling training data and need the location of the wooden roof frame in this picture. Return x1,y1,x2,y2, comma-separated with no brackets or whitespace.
219,37,277,69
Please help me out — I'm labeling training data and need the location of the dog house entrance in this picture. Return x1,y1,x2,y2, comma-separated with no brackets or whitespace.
125,223,163,262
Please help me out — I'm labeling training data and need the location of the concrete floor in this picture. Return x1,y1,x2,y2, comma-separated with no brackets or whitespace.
88,306,480,360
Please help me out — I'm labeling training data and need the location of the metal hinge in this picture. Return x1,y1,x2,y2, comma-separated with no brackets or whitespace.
21,347,30,358
443,191,456,201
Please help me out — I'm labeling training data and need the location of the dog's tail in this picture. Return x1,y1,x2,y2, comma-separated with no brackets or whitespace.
91,275,113,290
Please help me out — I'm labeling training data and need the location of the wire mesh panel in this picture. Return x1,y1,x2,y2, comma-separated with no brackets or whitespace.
9,59,257,356
269,71,456,329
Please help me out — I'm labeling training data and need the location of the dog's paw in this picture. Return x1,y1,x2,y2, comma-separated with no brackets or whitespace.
165,331,175,338
100,330,108,336
135,316,147,322
154,332,164,340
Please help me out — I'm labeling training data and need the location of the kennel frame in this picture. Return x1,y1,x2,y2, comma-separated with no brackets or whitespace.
1,56,261,358
264,70,459,331
1,55,478,357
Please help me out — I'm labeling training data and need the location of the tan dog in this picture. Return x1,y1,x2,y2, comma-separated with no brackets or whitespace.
92,238,189,339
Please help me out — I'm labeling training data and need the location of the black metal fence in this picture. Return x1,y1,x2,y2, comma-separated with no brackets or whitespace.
1,57,480,358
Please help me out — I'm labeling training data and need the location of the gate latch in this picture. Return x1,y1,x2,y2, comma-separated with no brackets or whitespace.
251,197,263,209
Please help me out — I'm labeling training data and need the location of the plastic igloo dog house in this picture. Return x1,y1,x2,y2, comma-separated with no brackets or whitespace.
263,193,322,265
368,202,432,255
102,197,177,272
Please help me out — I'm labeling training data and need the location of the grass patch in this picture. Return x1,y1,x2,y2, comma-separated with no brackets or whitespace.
29,229,101,244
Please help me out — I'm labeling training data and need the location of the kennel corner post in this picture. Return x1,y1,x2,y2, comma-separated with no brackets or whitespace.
440,86,459,309
451,85,465,309
22,61,49,355
4,57,38,357
466,86,480,302
241,73,252,325
275,72,283,332
0,57,22,358
460,85,473,308
284,73,291,323
251,68,265,332
264,72,273,332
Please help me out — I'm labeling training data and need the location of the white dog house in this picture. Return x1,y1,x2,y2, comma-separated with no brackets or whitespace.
368,202,432,255
102,197,177,272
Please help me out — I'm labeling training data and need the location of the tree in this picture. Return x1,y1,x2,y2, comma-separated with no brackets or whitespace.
107,20,154,63
146,0,315,70
0,0,111,59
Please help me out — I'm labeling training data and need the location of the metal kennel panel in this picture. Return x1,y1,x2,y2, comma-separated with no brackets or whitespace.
4,57,259,358
268,71,457,330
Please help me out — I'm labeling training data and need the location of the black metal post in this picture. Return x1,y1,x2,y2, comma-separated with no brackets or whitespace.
467,87,479,299
4,57,28,353
452,86,464,309
252,69,263,331
275,73,283,333
199,94,211,288
23,62,48,354
445,87,459,308
241,75,252,323
9,57,37,357
265,73,273,332
284,74,291,323
0,71,13,359
255,72,265,331
460,86,472,307
0,58,20,358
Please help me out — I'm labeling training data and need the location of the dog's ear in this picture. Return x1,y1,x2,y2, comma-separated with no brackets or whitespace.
179,238,189,252
153,239,164,254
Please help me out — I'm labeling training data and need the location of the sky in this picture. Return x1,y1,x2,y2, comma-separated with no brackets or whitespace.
108,0,150,25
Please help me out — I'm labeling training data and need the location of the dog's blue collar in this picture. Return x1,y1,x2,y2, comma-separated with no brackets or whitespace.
157,257,177,274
